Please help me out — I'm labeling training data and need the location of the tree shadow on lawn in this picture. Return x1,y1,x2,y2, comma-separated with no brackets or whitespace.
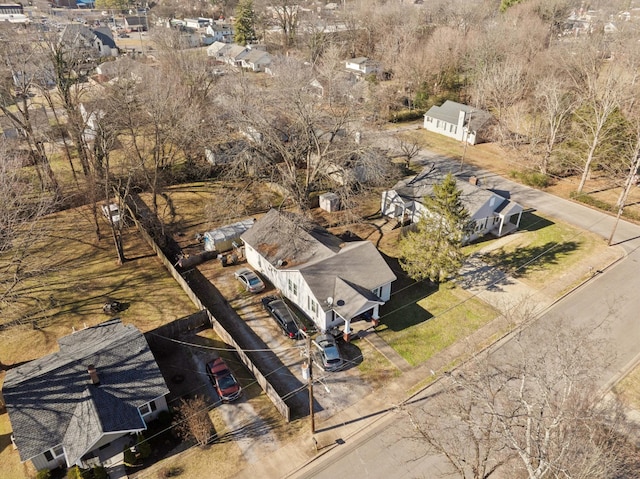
379,279,438,332
213,415,281,444
481,241,579,278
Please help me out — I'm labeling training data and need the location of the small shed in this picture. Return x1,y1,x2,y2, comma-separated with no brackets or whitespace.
204,219,255,252
319,192,340,212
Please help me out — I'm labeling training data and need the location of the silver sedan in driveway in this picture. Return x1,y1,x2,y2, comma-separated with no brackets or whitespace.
314,334,343,371
234,267,265,293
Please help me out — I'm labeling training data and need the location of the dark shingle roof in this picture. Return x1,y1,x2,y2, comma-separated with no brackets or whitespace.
3,319,168,463
93,27,116,49
63,387,146,464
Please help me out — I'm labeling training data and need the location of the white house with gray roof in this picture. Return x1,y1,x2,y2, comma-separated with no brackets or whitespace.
3,319,169,472
241,209,396,337
381,165,523,242
423,100,493,145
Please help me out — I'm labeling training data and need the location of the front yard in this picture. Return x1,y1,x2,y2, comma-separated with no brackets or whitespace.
378,283,498,367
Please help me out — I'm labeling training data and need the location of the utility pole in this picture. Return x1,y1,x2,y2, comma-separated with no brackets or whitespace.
306,333,315,434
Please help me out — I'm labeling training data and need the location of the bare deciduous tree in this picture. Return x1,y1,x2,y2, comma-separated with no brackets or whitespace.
408,322,640,479
0,148,56,326
222,57,394,213
172,396,213,447
531,76,576,174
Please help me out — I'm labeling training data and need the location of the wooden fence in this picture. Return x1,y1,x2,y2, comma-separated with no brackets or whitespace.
122,193,290,422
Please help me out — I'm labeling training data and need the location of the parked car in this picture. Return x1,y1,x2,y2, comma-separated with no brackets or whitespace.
234,267,265,293
261,296,306,339
101,203,121,226
314,334,343,371
205,357,242,402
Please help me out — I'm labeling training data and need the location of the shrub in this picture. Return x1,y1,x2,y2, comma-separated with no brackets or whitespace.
123,446,139,467
92,466,108,479
66,466,85,479
36,469,51,479
135,433,152,459
569,192,615,212
389,109,427,123
510,170,551,188
157,465,184,478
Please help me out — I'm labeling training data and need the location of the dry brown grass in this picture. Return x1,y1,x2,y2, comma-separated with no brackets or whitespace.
614,367,640,410
1,204,197,367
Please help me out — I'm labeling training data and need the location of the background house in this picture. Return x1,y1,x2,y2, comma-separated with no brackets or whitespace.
381,165,523,242
345,57,380,76
124,15,148,32
2,319,169,473
60,24,118,58
241,209,396,338
423,100,493,145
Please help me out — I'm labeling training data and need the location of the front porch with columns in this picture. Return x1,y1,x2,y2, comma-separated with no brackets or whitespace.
340,303,380,342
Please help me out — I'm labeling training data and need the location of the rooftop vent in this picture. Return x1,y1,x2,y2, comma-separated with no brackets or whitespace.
87,364,100,385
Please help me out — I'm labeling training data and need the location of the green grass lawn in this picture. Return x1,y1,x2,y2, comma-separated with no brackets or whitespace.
477,211,605,289
377,283,498,366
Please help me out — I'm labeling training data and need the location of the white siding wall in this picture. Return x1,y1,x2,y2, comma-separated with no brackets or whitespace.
140,395,168,423
379,283,392,302
31,449,66,472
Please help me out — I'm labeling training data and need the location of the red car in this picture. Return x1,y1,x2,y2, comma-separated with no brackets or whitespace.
206,358,242,402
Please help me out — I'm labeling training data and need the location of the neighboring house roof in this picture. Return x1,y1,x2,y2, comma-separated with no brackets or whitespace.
425,100,492,132
207,41,231,56
60,24,95,46
3,318,169,464
93,26,116,49
226,44,248,61
241,210,396,316
242,49,271,67
347,57,369,65
125,15,147,27
390,165,516,220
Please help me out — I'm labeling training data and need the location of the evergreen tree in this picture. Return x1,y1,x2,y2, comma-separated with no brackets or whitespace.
500,0,523,12
398,173,470,283
234,0,257,46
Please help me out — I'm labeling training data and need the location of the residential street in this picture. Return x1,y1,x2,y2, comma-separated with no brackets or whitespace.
289,152,640,479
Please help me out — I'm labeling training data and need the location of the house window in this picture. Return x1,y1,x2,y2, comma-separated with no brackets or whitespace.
139,400,157,416
426,117,432,123
308,296,318,316
44,450,53,462
436,120,440,128
288,278,298,296
44,445,64,462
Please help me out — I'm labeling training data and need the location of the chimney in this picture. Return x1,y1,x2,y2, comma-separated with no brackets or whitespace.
469,176,478,186
87,364,100,385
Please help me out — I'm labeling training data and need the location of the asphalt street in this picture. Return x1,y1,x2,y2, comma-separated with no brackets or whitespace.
292,151,640,479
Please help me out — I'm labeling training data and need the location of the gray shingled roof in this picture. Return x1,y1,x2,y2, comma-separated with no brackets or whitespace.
391,166,506,220
424,100,493,132
242,210,396,319
241,209,343,269
63,387,146,465
3,319,168,463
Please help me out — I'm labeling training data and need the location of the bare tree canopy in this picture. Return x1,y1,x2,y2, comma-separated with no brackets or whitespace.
408,321,640,479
